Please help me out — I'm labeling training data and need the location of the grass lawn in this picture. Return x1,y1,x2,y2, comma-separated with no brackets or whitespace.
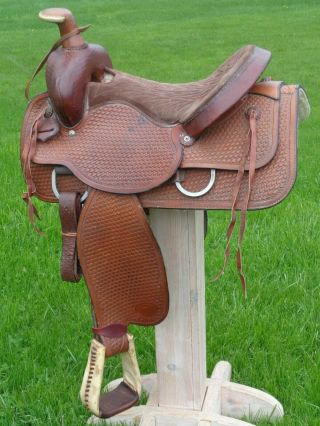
1,0,319,425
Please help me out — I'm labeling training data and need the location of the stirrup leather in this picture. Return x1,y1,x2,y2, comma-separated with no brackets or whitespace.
80,335,142,418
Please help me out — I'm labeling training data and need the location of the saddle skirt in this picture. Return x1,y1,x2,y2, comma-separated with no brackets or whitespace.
21,80,299,211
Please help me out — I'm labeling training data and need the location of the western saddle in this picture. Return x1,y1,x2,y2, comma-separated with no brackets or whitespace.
20,7,309,419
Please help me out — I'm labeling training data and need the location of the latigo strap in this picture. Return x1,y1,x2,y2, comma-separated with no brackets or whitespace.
59,192,82,282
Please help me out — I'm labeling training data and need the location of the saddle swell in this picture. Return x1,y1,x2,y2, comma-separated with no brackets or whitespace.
27,7,113,127
20,7,308,421
46,42,111,127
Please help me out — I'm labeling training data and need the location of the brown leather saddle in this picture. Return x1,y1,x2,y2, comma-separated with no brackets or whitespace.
20,7,309,419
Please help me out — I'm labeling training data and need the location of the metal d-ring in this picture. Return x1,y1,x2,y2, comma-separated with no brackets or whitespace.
51,166,88,203
175,169,216,197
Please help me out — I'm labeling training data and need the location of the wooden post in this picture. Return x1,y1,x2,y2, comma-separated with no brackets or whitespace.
149,209,206,410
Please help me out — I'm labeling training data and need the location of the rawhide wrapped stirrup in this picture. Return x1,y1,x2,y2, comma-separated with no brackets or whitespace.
80,334,141,418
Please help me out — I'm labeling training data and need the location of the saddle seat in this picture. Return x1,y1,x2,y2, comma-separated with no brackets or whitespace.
88,44,271,135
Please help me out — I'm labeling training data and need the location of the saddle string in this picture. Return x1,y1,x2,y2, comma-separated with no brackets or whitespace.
21,111,45,234
213,109,257,296
236,110,257,297
213,136,251,281
25,25,90,100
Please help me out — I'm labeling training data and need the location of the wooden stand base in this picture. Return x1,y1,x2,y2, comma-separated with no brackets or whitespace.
88,360,283,426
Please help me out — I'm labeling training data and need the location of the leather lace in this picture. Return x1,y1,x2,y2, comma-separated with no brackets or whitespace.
25,25,90,100
21,111,44,234
214,109,257,297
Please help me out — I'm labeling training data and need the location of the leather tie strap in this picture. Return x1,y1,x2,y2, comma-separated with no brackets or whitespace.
25,25,90,100
59,192,82,282
21,111,45,234
213,109,257,296
236,110,257,296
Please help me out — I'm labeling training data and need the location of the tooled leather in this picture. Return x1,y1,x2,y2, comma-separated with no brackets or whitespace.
22,85,297,210
30,163,88,202
139,86,298,210
181,93,280,170
20,95,87,200
32,102,183,194
77,190,169,328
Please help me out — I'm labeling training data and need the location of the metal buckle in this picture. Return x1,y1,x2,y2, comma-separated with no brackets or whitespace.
51,166,88,203
175,169,216,197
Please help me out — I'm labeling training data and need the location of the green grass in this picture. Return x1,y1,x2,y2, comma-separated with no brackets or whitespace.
0,0,319,424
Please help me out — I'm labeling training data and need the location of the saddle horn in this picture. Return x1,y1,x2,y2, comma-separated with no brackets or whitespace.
38,8,86,48
26,8,112,127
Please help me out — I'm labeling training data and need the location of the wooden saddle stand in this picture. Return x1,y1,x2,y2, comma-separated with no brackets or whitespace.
21,8,310,426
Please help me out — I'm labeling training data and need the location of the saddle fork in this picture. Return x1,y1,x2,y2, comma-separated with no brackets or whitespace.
80,335,142,418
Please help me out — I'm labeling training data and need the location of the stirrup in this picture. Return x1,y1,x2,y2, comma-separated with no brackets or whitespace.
80,335,141,418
